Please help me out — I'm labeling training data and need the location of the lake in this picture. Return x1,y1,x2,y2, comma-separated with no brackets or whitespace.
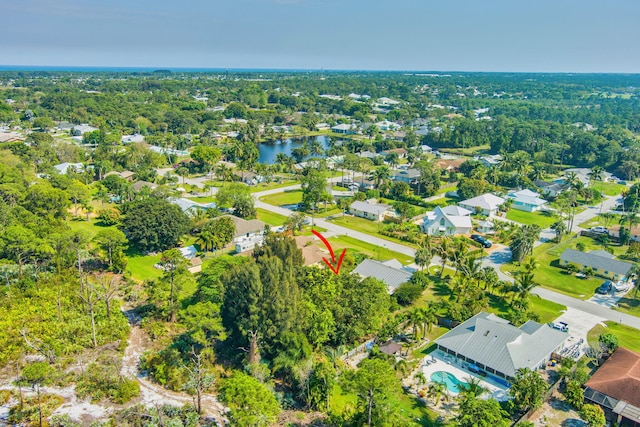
258,135,343,164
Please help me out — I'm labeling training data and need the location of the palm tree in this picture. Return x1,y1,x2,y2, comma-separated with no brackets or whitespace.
415,247,433,271
437,236,454,277
588,166,604,188
551,220,568,242
522,257,540,274
420,304,438,338
414,371,427,391
457,377,487,402
427,381,447,407
196,226,216,253
409,308,424,340
514,270,536,302
370,166,391,189
275,152,289,173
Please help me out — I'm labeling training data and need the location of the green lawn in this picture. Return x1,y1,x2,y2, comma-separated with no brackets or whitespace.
329,216,419,249
506,209,558,228
330,384,436,427
588,321,640,353
248,179,298,193
256,208,288,226
501,236,605,299
67,218,118,239
259,189,303,206
327,235,414,265
187,196,216,204
126,249,162,281
596,181,628,196
436,183,458,195
612,293,640,317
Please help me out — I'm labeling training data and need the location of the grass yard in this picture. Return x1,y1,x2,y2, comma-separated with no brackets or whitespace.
588,321,640,353
187,196,216,203
67,218,117,239
248,179,297,193
612,293,640,317
436,183,458,195
501,235,605,299
256,208,288,226
126,249,162,281
506,209,558,228
330,384,436,427
327,235,414,265
259,189,303,206
329,216,419,249
596,181,628,196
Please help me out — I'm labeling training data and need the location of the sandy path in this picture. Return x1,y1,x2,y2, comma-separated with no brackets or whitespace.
120,309,228,425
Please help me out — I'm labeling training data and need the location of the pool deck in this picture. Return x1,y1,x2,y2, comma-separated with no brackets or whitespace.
422,349,510,401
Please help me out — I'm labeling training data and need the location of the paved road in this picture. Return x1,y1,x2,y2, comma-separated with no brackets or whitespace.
253,186,416,258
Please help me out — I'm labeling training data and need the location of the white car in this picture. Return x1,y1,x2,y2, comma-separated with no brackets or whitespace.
552,322,569,332
590,226,608,234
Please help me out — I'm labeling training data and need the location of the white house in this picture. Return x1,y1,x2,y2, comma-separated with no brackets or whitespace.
375,120,401,131
458,193,506,217
331,124,355,134
507,189,548,212
422,206,472,236
53,162,84,175
349,200,391,221
122,134,145,144
353,259,413,294
170,198,217,216
221,215,267,253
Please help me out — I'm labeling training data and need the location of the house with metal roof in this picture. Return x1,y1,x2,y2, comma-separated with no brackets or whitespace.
435,312,568,381
352,259,413,293
507,189,548,212
392,168,421,184
170,198,217,216
458,193,505,217
349,200,391,221
584,347,640,426
53,162,84,175
559,248,633,281
422,205,472,236
331,123,355,134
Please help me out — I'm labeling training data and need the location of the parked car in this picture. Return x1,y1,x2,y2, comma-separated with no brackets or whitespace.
552,321,569,332
596,281,613,295
470,234,492,248
590,226,608,234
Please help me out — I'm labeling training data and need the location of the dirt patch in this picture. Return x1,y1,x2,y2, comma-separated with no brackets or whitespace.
528,392,585,427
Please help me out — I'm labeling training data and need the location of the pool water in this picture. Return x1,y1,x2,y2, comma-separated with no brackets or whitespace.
430,371,469,393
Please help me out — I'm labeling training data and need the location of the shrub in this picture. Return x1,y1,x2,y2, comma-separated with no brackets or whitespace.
393,282,423,306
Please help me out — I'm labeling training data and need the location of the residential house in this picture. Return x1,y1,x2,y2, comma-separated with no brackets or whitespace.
477,220,495,234
559,248,633,281
376,97,401,106
358,150,379,160
122,134,145,144
53,162,84,175
222,215,266,253
331,124,355,134
458,193,506,217
476,154,502,168
295,236,326,267
584,347,640,427
419,144,433,153
170,198,217,216
349,200,391,221
435,158,466,173
104,170,135,181
384,147,408,158
233,171,264,186
609,225,640,243
435,311,568,381
422,205,472,236
562,168,612,186
534,180,571,198
392,168,421,185
353,259,413,293
507,189,548,212
0,131,22,143
375,120,401,131
177,245,201,274
130,181,158,192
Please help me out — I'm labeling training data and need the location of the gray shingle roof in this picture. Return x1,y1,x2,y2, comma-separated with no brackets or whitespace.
560,249,633,276
352,259,412,293
220,215,266,238
349,201,391,216
435,312,568,378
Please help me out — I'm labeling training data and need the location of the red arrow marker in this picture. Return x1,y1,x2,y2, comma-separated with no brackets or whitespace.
311,229,347,275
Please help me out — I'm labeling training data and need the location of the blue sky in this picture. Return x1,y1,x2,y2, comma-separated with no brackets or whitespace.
2,0,639,72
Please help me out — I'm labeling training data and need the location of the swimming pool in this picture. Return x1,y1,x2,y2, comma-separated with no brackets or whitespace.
430,371,468,393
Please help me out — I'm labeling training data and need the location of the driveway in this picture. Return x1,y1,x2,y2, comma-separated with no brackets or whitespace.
551,307,606,358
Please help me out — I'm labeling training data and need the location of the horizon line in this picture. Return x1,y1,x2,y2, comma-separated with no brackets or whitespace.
1,65,639,75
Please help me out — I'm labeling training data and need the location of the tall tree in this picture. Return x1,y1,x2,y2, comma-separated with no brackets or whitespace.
345,358,397,427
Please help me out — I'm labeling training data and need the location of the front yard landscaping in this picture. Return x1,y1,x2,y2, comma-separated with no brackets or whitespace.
327,235,414,265
329,215,420,248
259,189,303,206
588,321,640,353
506,209,558,228
256,208,288,226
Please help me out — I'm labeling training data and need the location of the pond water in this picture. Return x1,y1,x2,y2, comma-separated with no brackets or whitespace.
258,135,340,164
